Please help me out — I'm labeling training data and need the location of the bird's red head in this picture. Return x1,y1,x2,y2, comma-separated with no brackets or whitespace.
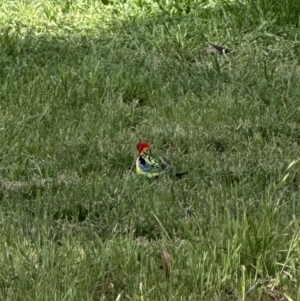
136,141,150,154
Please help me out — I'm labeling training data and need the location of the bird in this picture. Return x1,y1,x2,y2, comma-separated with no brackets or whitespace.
205,43,230,55
135,141,188,178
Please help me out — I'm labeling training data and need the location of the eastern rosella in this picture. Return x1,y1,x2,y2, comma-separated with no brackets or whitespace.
136,141,187,178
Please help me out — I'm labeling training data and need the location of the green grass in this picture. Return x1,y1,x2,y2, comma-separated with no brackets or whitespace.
0,0,300,300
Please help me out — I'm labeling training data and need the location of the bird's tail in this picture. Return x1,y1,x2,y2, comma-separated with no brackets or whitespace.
174,171,188,178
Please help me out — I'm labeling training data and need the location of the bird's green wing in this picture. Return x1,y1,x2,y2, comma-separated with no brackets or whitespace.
138,152,169,175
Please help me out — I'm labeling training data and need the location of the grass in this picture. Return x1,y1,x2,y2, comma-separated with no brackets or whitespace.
0,0,300,300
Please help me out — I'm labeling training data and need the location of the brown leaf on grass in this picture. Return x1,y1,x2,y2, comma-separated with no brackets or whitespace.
162,251,171,281
205,43,230,55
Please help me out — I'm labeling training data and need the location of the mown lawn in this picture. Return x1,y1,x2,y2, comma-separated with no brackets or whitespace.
0,0,300,300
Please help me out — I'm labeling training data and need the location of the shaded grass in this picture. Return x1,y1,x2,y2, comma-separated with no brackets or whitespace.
1,0,300,300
